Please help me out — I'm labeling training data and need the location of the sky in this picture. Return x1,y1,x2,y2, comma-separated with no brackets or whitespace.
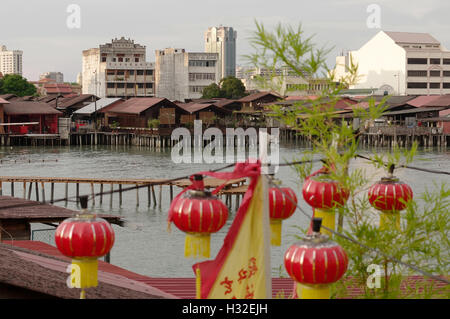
1,0,450,82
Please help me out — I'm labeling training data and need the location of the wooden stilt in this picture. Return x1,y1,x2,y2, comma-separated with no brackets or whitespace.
158,185,162,208
35,182,39,201
110,184,113,207
23,182,26,199
50,182,54,204
151,186,157,207
119,184,122,206
65,183,69,205
147,185,151,207
11,182,14,198
41,182,45,203
28,182,32,200
91,183,95,206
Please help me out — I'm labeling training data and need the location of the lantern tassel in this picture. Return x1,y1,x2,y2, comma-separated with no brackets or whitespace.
195,268,202,299
71,258,98,289
270,219,282,246
380,211,401,231
296,283,330,299
185,233,210,258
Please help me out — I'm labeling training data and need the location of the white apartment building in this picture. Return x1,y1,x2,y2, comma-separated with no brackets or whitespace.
205,26,237,80
0,45,23,76
82,37,155,98
40,72,64,83
335,31,450,95
155,48,220,101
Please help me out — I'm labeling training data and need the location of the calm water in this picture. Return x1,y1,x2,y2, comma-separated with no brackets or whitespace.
0,144,448,278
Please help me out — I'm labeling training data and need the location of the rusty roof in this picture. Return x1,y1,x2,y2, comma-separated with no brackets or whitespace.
237,91,281,103
0,196,123,226
0,98,10,104
422,94,450,107
406,95,441,107
0,241,176,299
176,102,231,115
51,94,97,110
105,97,166,114
3,101,63,115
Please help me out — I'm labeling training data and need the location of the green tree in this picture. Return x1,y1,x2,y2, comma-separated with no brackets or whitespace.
201,83,221,99
249,21,449,299
0,74,37,97
219,76,246,99
201,76,247,99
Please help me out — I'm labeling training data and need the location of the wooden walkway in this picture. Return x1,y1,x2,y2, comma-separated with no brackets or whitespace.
0,176,248,208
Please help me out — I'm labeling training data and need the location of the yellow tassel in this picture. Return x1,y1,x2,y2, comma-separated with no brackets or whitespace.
185,233,210,258
315,209,335,236
196,268,202,299
380,211,400,231
296,283,330,299
270,219,282,246
71,258,98,289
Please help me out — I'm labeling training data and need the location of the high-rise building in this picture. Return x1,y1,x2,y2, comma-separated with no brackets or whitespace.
205,26,237,80
40,72,64,83
155,48,220,101
82,37,155,98
0,45,23,76
334,31,450,95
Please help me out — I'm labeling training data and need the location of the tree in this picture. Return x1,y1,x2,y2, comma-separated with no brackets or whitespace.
201,83,221,99
201,76,246,99
249,21,449,299
219,76,246,99
0,74,37,97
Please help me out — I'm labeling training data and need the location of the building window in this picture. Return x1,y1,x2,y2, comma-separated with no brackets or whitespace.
145,83,153,88
443,59,450,65
443,83,450,88
125,58,130,62
443,71,450,77
430,58,441,64
189,73,216,81
189,86,207,93
145,70,153,76
118,58,123,62
107,70,115,75
112,58,116,62
137,83,144,88
429,83,440,89
117,83,125,88
407,70,427,77
117,71,125,76
407,58,427,64
137,70,144,76
129,70,134,76
407,82,427,88
135,58,140,62
107,83,115,88
101,57,107,62
188,60,216,67
126,83,134,89
429,70,441,77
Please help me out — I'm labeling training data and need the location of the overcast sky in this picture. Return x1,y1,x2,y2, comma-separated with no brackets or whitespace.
1,0,450,82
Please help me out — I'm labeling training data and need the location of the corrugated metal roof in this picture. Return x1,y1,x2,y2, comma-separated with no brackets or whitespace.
237,92,281,102
106,97,166,114
0,241,177,299
384,31,440,44
3,101,62,115
383,106,445,116
422,94,450,107
0,98,10,104
406,95,441,107
0,196,123,225
74,98,122,115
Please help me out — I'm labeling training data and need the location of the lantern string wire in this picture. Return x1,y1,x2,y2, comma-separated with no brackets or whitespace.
355,154,450,175
264,174,450,285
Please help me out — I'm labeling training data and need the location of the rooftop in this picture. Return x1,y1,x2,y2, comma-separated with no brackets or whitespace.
384,31,440,45
3,101,62,115
73,98,123,115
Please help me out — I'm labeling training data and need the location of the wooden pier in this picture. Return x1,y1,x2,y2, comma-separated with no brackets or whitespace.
0,176,247,209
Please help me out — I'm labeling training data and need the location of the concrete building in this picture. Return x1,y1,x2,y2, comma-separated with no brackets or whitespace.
0,45,23,76
155,48,220,101
82,37,155,98
335,31,450,95
39,72,64,83
205,26,237,79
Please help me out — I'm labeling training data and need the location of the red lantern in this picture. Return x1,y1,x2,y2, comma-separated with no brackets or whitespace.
302,169,349,235
169,175,228,258
284,218,348,299
55,196,115,298
268,180,297,246
368,166,413,229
